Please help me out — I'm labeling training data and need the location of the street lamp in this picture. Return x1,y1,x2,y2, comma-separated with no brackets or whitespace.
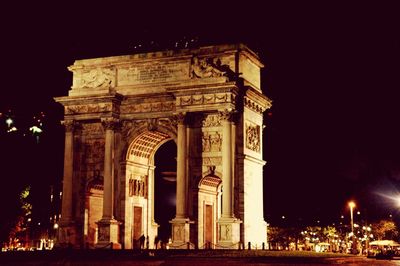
348,201,356,254
348,201,355,235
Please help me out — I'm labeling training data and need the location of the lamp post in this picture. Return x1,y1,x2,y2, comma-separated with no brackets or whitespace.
349,201,355,235
348,201,356,254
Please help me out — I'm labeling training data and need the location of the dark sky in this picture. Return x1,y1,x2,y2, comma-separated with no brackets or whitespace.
0,1,399,229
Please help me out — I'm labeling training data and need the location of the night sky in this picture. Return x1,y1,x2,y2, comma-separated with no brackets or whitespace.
0,1,399,232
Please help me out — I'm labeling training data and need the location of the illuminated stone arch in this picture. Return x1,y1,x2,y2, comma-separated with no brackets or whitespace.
55,44,271,250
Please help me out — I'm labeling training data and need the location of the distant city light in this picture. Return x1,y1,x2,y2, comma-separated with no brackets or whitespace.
7,126,17,132
5,118,13,127
29,126,42,134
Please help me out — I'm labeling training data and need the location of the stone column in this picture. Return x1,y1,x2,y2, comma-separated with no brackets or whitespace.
97,117,121,249
221,112,233,218
57,120,77,247
217,110,241,248
170,113,193,248
176,113,187,218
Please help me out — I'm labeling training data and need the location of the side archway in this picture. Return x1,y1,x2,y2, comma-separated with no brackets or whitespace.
198,173,222,249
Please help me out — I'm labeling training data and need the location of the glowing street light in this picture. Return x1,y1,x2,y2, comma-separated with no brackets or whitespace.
348,201,355,234
348,201,356,254
5,117,13,127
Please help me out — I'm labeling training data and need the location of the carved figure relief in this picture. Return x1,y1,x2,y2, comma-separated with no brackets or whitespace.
245,123,260,152
98,225,110,242
191,56,224,78
129,175,148,198
202,132,222,152
219,224,232,241
174,225,183,241
81,68,115,88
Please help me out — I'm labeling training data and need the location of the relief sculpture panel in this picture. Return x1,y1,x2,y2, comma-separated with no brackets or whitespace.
79,67,115,88
202,132,222,152
245,122,260,152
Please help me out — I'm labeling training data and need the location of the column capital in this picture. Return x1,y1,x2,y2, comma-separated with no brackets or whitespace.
61,120,80,132
218,109,236,122
174,112,187,125
101,117,120,130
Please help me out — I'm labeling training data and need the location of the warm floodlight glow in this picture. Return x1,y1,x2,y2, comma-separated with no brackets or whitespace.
348,201,356,209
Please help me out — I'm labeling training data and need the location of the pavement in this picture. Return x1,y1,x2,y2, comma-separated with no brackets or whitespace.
1,250,400,265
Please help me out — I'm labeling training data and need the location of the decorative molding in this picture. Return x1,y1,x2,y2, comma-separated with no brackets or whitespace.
244,97,269,114
218,109,235,122
120,101,174,114
245,122,261,153
202,157,222,166
202,114,221,127
178,93,236,107
65,103,115,115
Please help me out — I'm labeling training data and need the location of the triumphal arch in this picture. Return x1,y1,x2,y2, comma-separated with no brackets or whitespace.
55,44,271,249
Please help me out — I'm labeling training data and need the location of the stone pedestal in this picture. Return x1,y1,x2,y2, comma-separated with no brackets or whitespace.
56,220,77,248
96,219,121,249
169,218,193,249
217,217,241,249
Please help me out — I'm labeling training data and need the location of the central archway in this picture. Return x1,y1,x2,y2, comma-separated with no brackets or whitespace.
124,129,175,249
154,140,177,246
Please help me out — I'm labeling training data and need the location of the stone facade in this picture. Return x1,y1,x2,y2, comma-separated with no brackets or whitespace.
54,44,272,249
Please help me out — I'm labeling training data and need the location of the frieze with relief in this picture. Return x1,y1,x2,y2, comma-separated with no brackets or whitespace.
178,93,235,106
245,122,260,152
202,132,222,152
78,67,115,88
120,101,175,114
65,103,115,115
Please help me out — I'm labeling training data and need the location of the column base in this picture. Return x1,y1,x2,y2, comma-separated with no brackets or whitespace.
216,217,242,249
55,219,77,248
169,218,194,249
96,218,122,249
